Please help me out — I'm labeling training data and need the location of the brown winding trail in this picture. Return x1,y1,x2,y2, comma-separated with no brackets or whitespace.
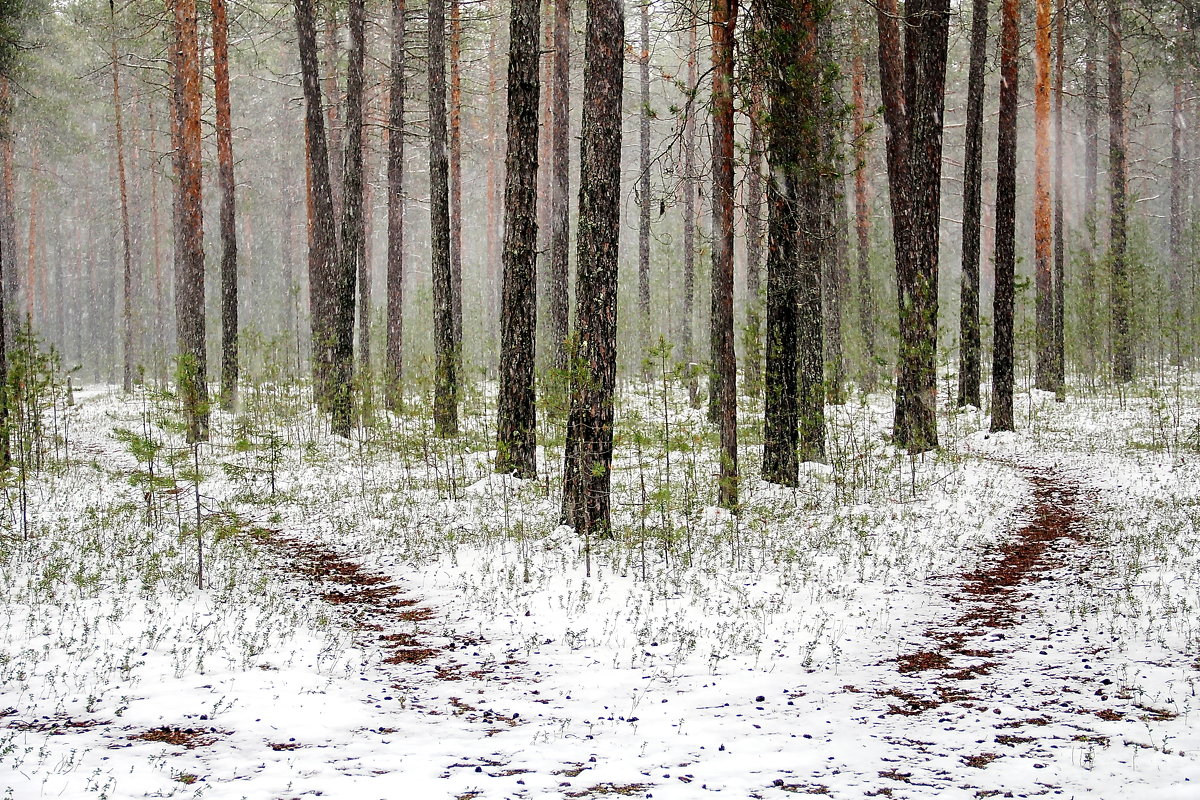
892,468,1088,695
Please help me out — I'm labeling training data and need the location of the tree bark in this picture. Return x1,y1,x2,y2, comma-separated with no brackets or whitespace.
1108,0,1132,383
637,0,652,369
744,9,765,392
429,0,458,434
762,0,821,485
548,0,571,380
1081,0,1098,379
561,0,624,538
990,0,1019,433
957,0,987,408
1169,81,1184,366
1033,0,1053,390
386,0,406,410
709,0,738,507
496,0,541,477
450,0,464,377
296,0,340,415
213,0,238,410
173,0,208,442
109,1,135,394
850,20,876,394
330,0,366,438
680,10,697,394
876,0,948,451
1052,0,1065,395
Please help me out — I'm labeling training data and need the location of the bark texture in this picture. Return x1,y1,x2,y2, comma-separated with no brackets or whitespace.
213,0,238,410
1033,0,1053,390
990,0,1019,433
548,0,571,379
386,0,406,409
957,0,987,408
562,0,624,538
173,0,208,443
430,0,459,434
710,0,738,507
1108,0,1132,383
496,0,541,477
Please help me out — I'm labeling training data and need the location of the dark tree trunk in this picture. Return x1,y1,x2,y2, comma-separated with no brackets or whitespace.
496,0,541,477
548,0,571,379
1108,0,1132,383
385,0,406,409
762,0,820,486
450,0,464,378
637,0,651,368
110,1,135,394
796,18,824,465
850,21,876,394
213,0,238,410
957,0,987,408
1052,0,1065,395
173,0,208,443
561,0,624,538
744,16,765,393
1169,81,1185,366
330,0,365,438
295,0,340,414
989,0,1019,433
876,0,947,452
709,0,738,507
429,0,458,434
1081,0,1098,379
1033,0,1053,390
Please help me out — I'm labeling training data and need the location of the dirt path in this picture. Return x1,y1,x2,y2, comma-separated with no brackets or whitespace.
855,466,1186,797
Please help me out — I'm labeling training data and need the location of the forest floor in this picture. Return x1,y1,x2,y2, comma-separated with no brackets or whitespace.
2,375,1200,799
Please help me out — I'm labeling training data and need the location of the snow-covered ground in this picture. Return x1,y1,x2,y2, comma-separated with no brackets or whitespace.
2,376,1199,799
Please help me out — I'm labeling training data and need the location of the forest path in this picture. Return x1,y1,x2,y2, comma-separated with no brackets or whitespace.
842,463,1190,798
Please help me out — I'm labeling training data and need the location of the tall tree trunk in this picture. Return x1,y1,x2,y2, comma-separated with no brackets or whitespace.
876,0,948,451
1052,0,1066,395
1169,80,1185,366
957,0,987,408
762,0,820,486
1033,0,1053,390
850,20,876,394
496,0,541,477
561,0,624,538
1108,0,1132,383
548,0,571,384
173,0,208,443
450,0,464,377
743,9,765,393
429,0,458,434
323,8,343,232
295,0,340,412
24,144,36,324
637,0,652,369
709,0,738,507
796,16,824,464
1081,0,1098,380
330,0,365,438
386,0,406,409
0,79,13,350
109,1,135,393
820,23,844,409
358,133,372,376
990,0,1019,433
680,9,697,397
213,0,238,409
